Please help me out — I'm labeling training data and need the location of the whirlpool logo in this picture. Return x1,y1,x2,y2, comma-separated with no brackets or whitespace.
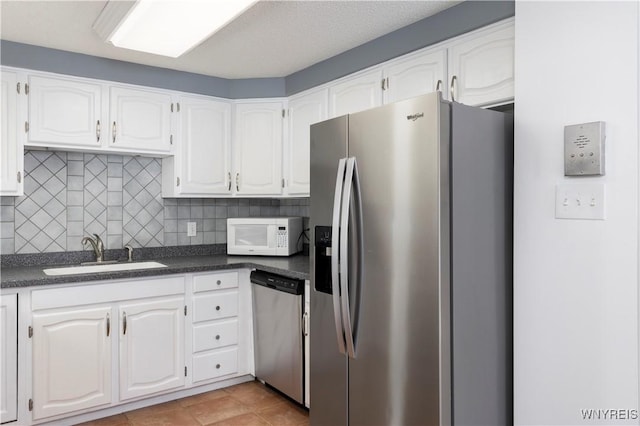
406,113,424,121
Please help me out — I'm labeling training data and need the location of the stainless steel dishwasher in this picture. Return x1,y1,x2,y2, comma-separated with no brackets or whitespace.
251,270,304,405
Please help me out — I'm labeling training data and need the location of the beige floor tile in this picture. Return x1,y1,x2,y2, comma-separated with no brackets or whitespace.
227,386,283,411
76,413,131,426
209,412,271,426
257,401,309,426
177,389,229,408
188,396,252,425
126,408,199,426
124,400,182,421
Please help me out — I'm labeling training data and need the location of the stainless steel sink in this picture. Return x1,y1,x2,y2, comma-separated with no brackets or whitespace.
43,261,167,276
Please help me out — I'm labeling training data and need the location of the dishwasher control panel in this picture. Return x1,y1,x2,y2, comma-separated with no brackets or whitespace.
250,270,304,295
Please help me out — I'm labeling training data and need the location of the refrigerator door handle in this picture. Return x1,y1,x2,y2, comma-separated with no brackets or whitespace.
331,158,348,355
340,157,363,359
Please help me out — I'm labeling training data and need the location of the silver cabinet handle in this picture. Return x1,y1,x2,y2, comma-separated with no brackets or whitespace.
450,75,457,102
96,120,101,142
235,173,240,192
106,313,110,337
176,177,180,187
122,312,127,335
331,158,348,355
16,171,21,183
435,79,442,92
112,122,117,143
227,173,231,191
303,312,309,337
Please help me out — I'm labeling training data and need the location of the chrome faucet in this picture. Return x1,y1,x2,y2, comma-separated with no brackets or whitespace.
82,234,105,263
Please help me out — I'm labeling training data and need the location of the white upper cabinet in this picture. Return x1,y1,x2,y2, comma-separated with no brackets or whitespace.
329,68,384,118
109,86,172,153
286,89,328,196
233,101,284,196
119,296,185,401
383,48,447,104
28,75,103,149
163,96,231,197
1,70,24,196
448,20,514,107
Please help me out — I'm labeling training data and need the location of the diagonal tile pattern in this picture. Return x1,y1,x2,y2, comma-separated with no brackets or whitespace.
14,151,67,253
123,156,164,248
77,380,309,426
2,150,310,255
84,154,108,239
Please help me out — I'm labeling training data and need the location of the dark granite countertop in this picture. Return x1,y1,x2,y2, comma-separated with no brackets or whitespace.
0,253,310,289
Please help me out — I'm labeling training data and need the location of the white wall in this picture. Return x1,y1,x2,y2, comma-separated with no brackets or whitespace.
514,2,639,425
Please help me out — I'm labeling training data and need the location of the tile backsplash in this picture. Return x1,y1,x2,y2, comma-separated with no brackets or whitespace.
0,150,309,255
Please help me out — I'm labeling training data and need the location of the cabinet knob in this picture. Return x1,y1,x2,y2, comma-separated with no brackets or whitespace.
216,364,221,369
216,306,221,311
215,335,220,340
216,280,221,285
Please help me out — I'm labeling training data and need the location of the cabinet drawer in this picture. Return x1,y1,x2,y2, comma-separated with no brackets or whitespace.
193,319,238,353
193,290,238,322
193,271,238,292
192,347,238,383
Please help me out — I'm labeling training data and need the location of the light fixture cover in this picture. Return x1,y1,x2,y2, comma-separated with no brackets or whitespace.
96,0,256,58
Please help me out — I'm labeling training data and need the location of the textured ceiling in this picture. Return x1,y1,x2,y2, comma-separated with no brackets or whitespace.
0,0,459,79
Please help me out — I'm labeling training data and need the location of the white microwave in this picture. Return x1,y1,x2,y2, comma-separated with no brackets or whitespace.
227,217,303,256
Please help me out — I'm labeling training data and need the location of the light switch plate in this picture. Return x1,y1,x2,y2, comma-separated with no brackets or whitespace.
564,121,605,176
555,183,605,220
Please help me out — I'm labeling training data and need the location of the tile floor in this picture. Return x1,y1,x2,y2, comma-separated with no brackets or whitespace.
77,380,309,426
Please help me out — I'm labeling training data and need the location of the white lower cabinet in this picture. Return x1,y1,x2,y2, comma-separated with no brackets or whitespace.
0,294,18,423
32,305,112,420
119,297,185,401
189,270,253,385
29,276,185,422
22,271,254,425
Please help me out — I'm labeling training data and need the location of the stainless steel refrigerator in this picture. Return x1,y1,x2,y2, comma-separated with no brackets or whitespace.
309,92,512,426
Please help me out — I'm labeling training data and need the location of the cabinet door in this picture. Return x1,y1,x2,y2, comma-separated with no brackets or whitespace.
28,75,103,148
110,86,172,153
0,294,17,423
384,48,447,104
328,69,383,118
1,71,23,196
233,102,283,195
286,89,327,196
32,306,112,420
178,97,231,195
119,296,185,401
448,22,514,106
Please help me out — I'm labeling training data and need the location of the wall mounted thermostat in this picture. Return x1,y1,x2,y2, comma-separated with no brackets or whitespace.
564,121,605,176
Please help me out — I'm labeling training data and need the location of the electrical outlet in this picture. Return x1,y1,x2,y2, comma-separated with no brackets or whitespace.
187,222,197,237
555,183,605,220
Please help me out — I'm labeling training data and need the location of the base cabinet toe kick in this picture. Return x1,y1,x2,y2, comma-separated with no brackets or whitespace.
2,269,265,425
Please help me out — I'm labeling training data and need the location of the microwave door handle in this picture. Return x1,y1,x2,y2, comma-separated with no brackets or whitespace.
332,158,348,355
340,157,361,359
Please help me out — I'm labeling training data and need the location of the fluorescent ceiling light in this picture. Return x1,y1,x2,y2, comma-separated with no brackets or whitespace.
105,0,256,58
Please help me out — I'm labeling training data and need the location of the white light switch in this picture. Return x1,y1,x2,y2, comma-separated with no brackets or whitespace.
187,222,197,236
555,183,605,220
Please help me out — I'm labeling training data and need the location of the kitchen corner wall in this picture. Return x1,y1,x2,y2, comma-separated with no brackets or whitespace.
514,2,639,425
0,150,309,255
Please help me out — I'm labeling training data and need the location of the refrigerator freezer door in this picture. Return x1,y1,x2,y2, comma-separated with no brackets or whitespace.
310,116,349,426
346,93,451,426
